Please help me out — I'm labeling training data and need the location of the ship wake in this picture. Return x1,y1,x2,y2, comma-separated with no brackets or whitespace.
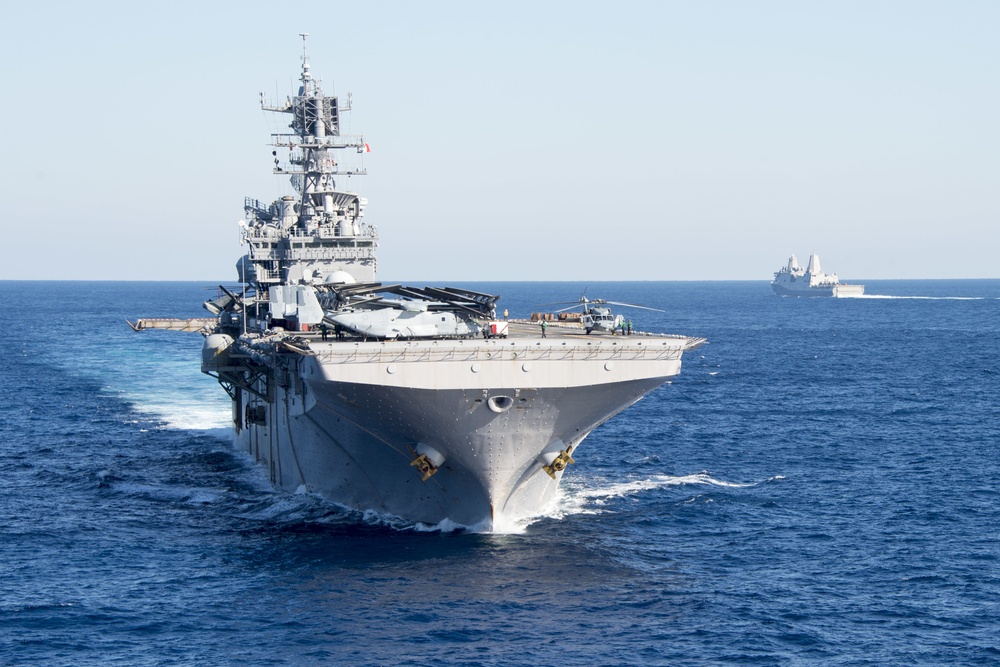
543,472,773,522
252,472,775,535
846,294,987,300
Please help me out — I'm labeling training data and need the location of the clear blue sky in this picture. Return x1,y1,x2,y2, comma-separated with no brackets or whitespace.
2,1,997,281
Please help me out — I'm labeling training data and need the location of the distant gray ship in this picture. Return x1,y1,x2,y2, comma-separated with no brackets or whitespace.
771,253,864,297
175,37,705,531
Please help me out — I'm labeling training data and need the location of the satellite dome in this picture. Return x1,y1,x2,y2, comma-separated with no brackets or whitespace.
325,270,357,285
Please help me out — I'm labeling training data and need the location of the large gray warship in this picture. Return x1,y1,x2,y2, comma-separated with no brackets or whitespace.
159,38,704,530
771,253,864,297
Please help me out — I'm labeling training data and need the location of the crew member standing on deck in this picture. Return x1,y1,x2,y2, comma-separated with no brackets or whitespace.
541,319,548,338
504,308,508,320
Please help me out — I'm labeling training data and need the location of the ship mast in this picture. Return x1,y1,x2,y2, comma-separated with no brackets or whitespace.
260,33,369,232
239,35,378,292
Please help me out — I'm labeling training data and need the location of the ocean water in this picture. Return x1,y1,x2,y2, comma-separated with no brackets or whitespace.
1,279,998,666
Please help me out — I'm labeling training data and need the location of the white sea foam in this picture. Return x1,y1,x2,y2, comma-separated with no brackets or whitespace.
848,294,985,300
406,472,763,534
137,398,230,430
488,514,530,535
122,386,231,430
577,472,755,500
534,472,759,523
96,349,232,430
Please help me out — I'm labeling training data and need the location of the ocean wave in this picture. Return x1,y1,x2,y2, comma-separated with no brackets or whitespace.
99,479,228,505
413,516,494,534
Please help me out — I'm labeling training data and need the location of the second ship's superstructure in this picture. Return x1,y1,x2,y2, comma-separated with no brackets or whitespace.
196,37,705,531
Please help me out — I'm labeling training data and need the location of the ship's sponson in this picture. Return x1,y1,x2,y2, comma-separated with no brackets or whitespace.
295,333,704,390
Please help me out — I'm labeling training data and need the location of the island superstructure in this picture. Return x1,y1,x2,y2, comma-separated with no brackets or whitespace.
771,253,864,297
195,37,705,530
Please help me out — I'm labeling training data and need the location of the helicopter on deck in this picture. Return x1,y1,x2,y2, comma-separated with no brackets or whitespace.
545,296,664,334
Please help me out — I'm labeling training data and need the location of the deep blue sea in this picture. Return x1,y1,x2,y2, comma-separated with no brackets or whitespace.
2,279,998,666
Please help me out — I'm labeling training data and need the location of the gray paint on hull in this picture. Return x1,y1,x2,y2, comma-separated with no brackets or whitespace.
236,375,666,527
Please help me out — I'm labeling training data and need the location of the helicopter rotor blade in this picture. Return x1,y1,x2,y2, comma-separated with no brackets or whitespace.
604,301,666,312
538,301,586,308
537,296,663,312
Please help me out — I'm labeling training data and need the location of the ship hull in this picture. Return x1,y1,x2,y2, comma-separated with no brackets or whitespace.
227,336,694,529
771,282,864,297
